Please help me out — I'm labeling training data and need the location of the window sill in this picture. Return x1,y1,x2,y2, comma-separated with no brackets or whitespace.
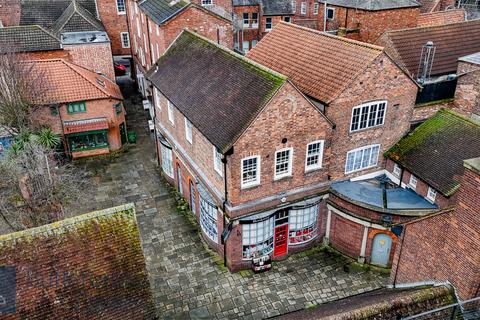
71,145,109,152
349,124,384,134
273,174,292,182
117,12,126,15
305,166,322,174
345,165,377,175
214,170,223,178
241,183,260,190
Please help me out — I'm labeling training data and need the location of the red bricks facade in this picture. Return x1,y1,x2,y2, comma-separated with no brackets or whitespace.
390,160,480,299
452,60,480,119
63,43,116,81
0,0,20,26
96,0,131,56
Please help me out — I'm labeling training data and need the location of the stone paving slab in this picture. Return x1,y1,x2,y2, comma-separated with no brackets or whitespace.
65,79,388,319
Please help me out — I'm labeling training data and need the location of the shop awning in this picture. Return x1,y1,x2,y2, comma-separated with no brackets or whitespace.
63,118,109,135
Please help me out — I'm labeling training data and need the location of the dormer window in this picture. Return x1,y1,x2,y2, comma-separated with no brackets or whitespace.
201,0,212,5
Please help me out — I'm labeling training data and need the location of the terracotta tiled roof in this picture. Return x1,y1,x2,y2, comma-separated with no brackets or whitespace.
377,20,480,78
246,22,383,103
29,59,123,104
147,30,286,152
63,117,109,134
0,204,156,319
417,9,466,27
385,109,480,196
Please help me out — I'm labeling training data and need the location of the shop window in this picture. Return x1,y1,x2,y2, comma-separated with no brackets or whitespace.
289,204,319,245
67,101,86,114
242,217,274,259
161,144,174,178
68,131,108,152
200,197,218,243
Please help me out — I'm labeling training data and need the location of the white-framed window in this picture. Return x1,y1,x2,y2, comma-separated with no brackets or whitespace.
148,23,152,34
409,174,417,189
313,2,318,15
156,43,160,60
426,187,437,203
326,7,335,20
116,0,126,13
156,25,159,36
284,16,291,23
305,140,324,171
242,217,274,259
393,163,401,177
154,87,161,110
120,32,130,48
251,12,258,28
289,203,319,245
291,0,296,13
143,34,148,52
265,17,272,31
274,148,293,179
300,2,306,14
200,197,218,243
241,156,260,188
350,101,387,132
167,100,174,124
184,117,192,143
150,44,155,62
140,47,145,66
213,147,223,176
243,12,249,27
141,12,144,23
242,41,250,53
161,144,174,178
136,17,140,37
345,144,380,174
135,2,138,14
252,39,258,47
201,0,212,5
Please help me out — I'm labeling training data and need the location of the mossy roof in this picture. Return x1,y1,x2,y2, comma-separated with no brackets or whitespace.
385,109,480,196
147,30,287,153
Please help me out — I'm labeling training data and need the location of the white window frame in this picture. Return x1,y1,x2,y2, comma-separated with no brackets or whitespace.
393,163,401,177
156,25,159,36
167,100,174,124
116,0,126,14
120,32,130,48
288,204,319,245
345,144,380,174
265,17,272,31
291,0,296,13
135,2,138,14
274,147,293,180
201,0,213,5
251,12,258,28
184,117,192,144
252,39,258,47
136,17,140,37
200,197,218,243
300,2,306,14
426,187,437,203
350,100,387,132
242,217,274,260
326,7,335,20
305,140,324,172
213,147,223,176
243,12,249,28
242,40,250,53
161,145,174,178
284,16,291,23
241,155,260,188
313,2,318,15
409,174,417,190
154,88,161,110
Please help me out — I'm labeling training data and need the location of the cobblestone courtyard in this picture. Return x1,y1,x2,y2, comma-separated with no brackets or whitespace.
69,80,389,319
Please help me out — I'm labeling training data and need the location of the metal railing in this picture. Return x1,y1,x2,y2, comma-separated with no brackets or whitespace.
402,296,480,320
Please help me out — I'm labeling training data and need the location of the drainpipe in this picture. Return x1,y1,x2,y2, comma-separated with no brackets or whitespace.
124,0,135,81
392,223,407,286
323,1,327,31
222,147,234,268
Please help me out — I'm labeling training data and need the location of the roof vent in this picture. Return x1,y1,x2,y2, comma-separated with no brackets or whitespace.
96,78,105,87
169,0,180,6
417,41,436,84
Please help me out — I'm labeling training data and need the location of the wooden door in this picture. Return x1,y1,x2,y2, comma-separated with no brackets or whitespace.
274,224,288,258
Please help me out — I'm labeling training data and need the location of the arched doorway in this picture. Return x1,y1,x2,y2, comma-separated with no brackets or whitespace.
371,233,392,267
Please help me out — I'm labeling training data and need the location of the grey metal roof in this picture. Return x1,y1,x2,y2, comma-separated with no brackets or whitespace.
139,0,189,25
0,25,61,52
262,0,294,15
52,0,105,35
458,52,480,65
19,0,98,28
331,180,438,211
319,0,420,11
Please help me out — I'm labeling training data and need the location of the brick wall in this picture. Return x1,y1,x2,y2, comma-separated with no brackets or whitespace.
329,213,364,258
390,159,480,299
25,50,71,61
96,0,130,56
317,6,419,44
453,61,480,119
0,0,20,26
63,43,116,81
234,5,261,52
293,0,318,29
326,53,418,181
227,81,333,212
190,0,233,14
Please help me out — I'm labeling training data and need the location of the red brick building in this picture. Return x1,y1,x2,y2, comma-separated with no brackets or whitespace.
148,30,334,271
417,8,466,27
126,0,233,97
31,59,127,159
317,0,421,43
95,0,131,56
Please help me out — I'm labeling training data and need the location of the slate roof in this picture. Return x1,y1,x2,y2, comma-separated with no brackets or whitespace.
459,52,480,66
233,0,259,6
385,109,480,196
247,22,383,104
262,0,294,15
147,30,287,152
0,25,61,52
139,0,189,25
417,9,466,27
318,0,420,10
20,0,98,29
0,204,156,319
417,0,441,13
29,59,123,104
377,20,480,78
51,0,105,35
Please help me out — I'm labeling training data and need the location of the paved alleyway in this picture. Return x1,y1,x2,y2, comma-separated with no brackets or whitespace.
71,78,388,319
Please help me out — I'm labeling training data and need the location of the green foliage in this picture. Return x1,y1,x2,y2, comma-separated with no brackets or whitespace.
37,128,60,149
